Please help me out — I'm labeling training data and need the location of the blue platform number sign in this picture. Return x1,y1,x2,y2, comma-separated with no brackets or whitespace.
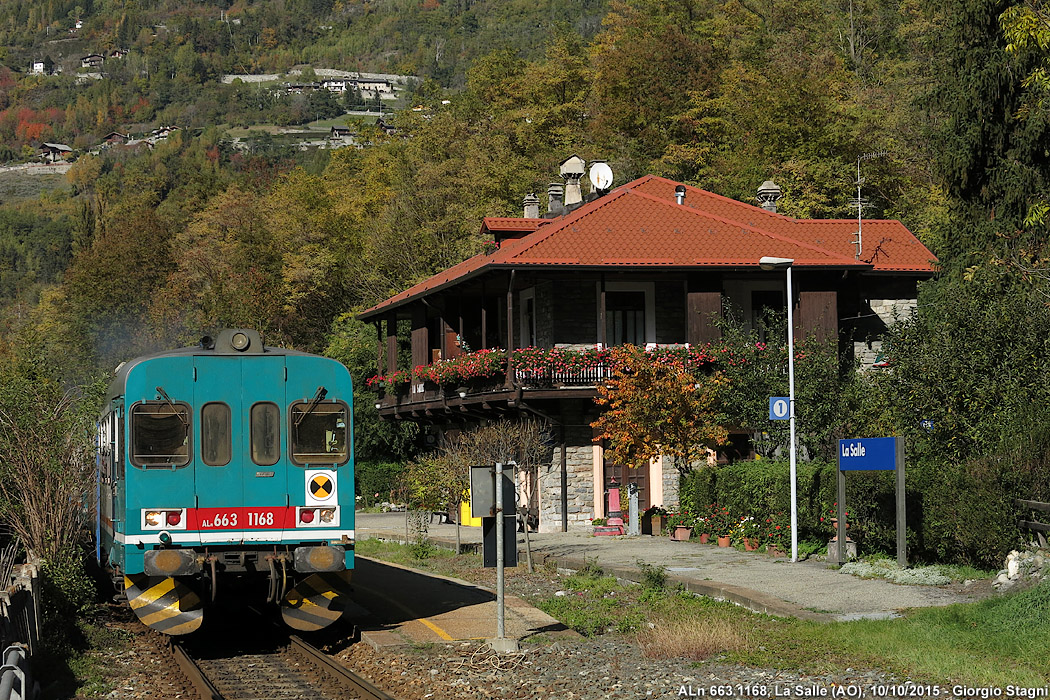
769,397,789,421
838,437,898,471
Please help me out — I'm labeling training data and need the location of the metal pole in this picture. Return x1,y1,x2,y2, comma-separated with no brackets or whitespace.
896,438,907,567
787,265,798,563
495,461,505,640
628,482,639,536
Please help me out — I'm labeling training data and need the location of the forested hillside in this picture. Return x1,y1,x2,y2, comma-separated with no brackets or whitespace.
0,0,1049,565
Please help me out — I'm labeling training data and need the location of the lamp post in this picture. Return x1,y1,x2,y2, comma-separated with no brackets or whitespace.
759,256,797,563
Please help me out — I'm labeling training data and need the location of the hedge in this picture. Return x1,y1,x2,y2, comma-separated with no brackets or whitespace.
679,458,1039,568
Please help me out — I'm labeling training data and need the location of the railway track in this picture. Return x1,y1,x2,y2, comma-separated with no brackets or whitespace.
170,605,397,700
173,635,396,700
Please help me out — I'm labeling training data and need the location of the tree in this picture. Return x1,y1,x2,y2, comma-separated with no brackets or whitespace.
0,331,104,563
592,345,729,474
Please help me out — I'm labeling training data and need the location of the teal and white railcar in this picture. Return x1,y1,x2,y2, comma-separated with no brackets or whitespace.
96,329,355,634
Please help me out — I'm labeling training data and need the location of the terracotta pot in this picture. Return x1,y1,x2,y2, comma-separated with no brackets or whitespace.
717,535,731,547
743,537,758,551
768,546,786,557
670,525,693,541
698,533,710,544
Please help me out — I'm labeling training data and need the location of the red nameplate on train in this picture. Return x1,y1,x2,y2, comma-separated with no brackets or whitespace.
188,507,294,530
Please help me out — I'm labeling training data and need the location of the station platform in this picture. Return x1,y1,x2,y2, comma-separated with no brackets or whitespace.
347,556,576,649
355,512,990,626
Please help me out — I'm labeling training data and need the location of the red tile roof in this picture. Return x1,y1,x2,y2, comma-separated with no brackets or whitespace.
359,175,937,318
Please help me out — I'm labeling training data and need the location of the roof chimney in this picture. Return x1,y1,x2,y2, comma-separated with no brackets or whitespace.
756,180,782,213
547,182,564,216
523,193,539,218
674,185,686,205
560,154,586,207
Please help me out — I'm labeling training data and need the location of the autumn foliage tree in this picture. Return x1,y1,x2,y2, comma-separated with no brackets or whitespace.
592,345,729,474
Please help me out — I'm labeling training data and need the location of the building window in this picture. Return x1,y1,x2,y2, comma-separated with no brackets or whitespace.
751,290,784,343
251,402,281,466
606,290,646,346
131,402,190,468
201,402,232,467
289,401,349,466
520,287,537,347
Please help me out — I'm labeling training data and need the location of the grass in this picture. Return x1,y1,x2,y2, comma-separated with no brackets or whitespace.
536,571,647,636
43,619,131,699
356,538,1048,687
0,170,70,201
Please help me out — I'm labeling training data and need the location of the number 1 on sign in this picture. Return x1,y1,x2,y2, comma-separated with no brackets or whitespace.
769,397,789,420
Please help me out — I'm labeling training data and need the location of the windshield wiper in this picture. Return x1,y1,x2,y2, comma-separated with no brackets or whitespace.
155,386,188,426
294,386,328,426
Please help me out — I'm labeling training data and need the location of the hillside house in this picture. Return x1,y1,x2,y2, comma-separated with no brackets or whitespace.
39,143,73,162
359,160,937,532
322,79,352,92
81,54,104,69
357,78,392,94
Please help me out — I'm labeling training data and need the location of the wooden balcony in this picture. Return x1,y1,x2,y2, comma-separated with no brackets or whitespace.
375,363,611,420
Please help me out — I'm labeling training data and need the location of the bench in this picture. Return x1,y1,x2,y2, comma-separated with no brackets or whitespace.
1016,499,1050,548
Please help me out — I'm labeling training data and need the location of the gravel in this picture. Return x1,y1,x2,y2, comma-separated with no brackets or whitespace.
336,637,926,700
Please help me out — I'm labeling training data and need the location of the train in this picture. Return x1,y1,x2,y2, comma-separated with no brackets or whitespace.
94,329,355,635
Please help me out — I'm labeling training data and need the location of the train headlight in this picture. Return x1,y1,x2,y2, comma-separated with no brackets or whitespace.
145,511,163,527
145,548,199,576
166,510,182,526
319,508,335,523
300,508,315,524
231,331,250,351
293,546,344,573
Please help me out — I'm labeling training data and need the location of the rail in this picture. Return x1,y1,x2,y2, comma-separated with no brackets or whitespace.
288,635,397,700
172,632,399,700
1016,499,1050,548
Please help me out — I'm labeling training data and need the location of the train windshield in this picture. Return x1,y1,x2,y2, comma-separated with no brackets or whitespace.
131,402,190,467
289,402,348,466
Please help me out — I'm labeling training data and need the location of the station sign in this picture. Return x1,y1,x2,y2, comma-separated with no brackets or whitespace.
838,437,898,471
769,397,790,421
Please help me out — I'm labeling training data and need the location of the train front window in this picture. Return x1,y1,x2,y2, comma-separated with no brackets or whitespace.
131,402,190,468
251,402,280,466
289,402,348,466
201,402,232,466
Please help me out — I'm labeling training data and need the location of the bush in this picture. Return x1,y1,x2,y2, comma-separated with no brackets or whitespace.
40,549,95,655
356,461,404,506
680,456,1042,568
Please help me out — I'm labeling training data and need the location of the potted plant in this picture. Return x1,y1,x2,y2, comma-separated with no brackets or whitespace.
642,505,668,535
695,514,712,543
711,503,732,546
765,512,789,557
736,515,761,551
666,511,695,541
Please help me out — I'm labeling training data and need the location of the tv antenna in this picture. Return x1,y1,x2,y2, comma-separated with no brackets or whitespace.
851,151,887,259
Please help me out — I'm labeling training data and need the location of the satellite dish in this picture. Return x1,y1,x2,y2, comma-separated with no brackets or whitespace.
589,161,614,192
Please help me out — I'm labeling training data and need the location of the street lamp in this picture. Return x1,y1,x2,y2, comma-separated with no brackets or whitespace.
759,256,798,563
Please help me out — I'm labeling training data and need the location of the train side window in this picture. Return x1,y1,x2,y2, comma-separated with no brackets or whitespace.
250,402,280,466
130,402,190,468
289,401,348,466
201,402,232,467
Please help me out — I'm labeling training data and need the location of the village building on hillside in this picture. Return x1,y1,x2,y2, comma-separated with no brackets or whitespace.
39,143,73,162
358,158,937,533
80,54,104,69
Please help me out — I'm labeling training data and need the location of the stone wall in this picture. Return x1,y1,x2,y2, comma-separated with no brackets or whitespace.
538,423,596,533
662,457,681,510
853,298,917,368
